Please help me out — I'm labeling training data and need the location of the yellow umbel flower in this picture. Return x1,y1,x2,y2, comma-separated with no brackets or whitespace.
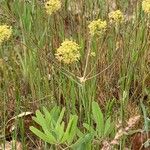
45,0,61,15
55,39,80,64
108,10,124,24
88,19,107,37
142,0,150,14
0,25,12,45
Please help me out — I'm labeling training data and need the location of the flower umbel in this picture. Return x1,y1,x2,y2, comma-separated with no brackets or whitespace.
0,25,12,45
108,10,124,24
55,39,80,64
45,0,61,15
88,19,107,37
142,0,150,14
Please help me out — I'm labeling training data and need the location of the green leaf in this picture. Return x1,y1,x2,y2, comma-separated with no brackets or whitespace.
43,107,52,126
50,106,60,122
104,117,113,136
140,101,149,132
53,107,65,142
32,116,41,125
71,133,93,149
55,122,65,142
56,107,65,127
77,129,84,137
61,115,78,144
92,101,104,137
30,126,56,144
83,123,95,134
35,110,50,134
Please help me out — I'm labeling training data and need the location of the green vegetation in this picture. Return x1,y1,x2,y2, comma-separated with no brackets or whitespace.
0,0,150,149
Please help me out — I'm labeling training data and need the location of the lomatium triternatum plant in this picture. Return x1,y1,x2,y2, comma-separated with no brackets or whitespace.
55,39,80,64
108,10,124,24
45,0,61,15
88,19,107,37
0,25,12,45
1,0,150,149
142,0,150,14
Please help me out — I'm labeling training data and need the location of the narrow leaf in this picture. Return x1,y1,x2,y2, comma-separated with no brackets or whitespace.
92,101,104,137
61,115,78,144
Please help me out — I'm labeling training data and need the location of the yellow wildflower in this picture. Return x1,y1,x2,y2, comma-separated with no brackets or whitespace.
88,19,107,37
0,25,12,45
90,52,96,57
108,10,124,24
45,0,61,15
55,39,80,64
142,0,150,14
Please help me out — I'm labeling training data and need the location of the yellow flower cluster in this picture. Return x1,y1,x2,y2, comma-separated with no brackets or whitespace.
108,10,124,24
45,0,61,15
0,25,12,45
55,39,80,64
88,19,107,37
142,0,150,14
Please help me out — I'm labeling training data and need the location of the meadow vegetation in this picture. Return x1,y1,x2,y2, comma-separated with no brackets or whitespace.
0,0,150,149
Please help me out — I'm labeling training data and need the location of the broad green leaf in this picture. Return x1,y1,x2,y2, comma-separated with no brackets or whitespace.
61,115,78,144
104,117,113,136
83,123,95,134
92,101,104,137
32,116,41,125
55,122,65,142
56,107,65,128
50,106,60,122
35,110,49,134
71,133,93,149
43,107,52,126
30,126,56,144
77,129,84,137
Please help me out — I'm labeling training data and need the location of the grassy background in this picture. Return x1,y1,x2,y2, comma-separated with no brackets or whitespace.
0,0,150,149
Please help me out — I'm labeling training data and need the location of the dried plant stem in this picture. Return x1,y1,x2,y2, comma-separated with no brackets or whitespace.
80,37,92,82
